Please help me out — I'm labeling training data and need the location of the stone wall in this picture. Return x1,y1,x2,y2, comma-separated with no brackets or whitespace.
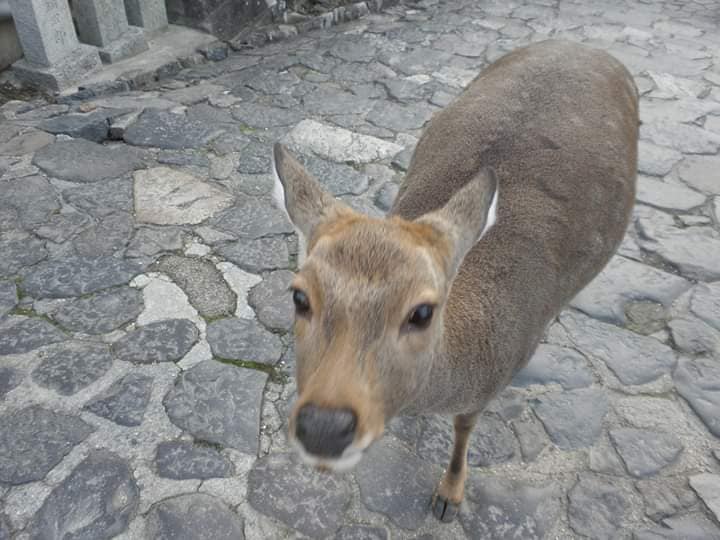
166,0,272,41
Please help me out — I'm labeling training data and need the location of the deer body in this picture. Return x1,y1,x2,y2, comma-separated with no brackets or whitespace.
272,39,638,522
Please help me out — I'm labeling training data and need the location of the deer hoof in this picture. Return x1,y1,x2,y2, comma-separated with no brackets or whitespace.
431,494,460,523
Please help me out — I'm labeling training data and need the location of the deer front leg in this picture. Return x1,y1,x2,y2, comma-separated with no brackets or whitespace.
432,412,478,522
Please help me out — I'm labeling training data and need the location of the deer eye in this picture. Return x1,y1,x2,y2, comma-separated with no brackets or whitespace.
408,304,434,329
292,289,311,315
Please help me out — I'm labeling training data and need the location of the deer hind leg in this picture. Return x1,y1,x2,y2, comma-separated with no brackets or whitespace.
432,412,478,522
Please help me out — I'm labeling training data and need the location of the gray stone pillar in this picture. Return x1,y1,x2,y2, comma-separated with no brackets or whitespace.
124,0,168,32
9,0,102,91
72,0,148,64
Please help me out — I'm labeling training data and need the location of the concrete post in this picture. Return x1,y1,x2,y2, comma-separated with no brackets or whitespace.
72,0,148,64
9,0,102,91
124,0,168,32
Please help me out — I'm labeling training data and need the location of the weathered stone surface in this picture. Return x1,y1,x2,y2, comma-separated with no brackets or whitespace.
248,452,350,537
206,318,283,365
232,103,304,128
0,406,93,484
33,211,91,244
84,373,153,426
215,236,291,273
134,167,234,225
674,357,720,437
284,119,403,164
0,280,18,319
636,176,706,210
512,413,548,462
635,512,720,540
146,494,245,540
210,197,294,239
72,211,134,257
296,153,370,196
0,231,48,278
609,428,683,478
126,227,184,258
513,344,593,389
559,310,676,385
112,319,199,364
0,367,22,398
0,315,66,355
39,111,111,142
669,316,720,355
678,155,720,195
154,255,236,319
51,287,144,334
461,476,561,540
155,441,234,479
0,174,60,227
637,140,683,176
689,282,720,332
636,478,698,521
374,182,399,212
29,451,138,540
640,121,720,154
417,412,517,467
568,474,631,539
32,341,113,396
689,473,720,523
570,256,690,325
33,139,145,182
124,110,223,149
0,128,54,156
21,255,143,298
63,177,133,216
165,83,226,105
356,439,437,530
334,526,389,540
164,360,268,454
367,100,435,131
533,388,608,450
248,271,294,332
235,139,270,174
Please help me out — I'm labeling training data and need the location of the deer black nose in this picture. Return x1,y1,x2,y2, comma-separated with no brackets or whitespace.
295,404,357,457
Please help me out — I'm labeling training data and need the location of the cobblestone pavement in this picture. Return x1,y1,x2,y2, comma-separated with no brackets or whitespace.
1,0,720,538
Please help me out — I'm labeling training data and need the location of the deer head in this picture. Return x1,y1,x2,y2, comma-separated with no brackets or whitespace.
272,143,497,471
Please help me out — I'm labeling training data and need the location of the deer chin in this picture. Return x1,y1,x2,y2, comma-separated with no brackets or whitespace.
292,433,374,473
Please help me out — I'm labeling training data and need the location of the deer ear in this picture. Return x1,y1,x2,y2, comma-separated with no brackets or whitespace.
416,168,498,277
271,143,350,249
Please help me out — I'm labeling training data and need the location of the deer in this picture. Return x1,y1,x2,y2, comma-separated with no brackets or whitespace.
271,39,638,522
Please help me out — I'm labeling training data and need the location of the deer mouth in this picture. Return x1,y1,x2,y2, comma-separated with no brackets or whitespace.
291,433,374,473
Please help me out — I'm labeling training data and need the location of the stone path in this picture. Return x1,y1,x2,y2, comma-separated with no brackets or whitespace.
1,0,720,538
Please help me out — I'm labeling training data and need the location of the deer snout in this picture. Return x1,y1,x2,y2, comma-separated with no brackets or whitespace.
295,404,357,458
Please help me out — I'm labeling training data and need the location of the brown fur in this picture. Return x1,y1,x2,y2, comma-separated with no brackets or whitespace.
275,39,638,514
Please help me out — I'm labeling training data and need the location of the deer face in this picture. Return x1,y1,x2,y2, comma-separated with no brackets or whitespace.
272,144,497,471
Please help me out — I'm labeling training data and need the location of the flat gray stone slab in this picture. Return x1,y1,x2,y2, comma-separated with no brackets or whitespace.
84,373,153,426
29,451,138,540
689,473,720,523
0,231,48,279
678,154,720,195
355,438,437,530
33,139,145,182
461,476,561,540
533,388,609,450
640,121,720,154
0,128,54,156
668,316,720,356
0,367,22,399
690,282,720,332
63,177,133,216
164,360,267,454
636,176,706,211
232,103,304,128
206,318,283,365
0,280,18,319
513,344,594,390
635,512,720,540
334,526,389,540
609,428,683,478
126,227,185,258
375,182,399,212
124,110,223,149
112,319,199,364
674,356,720,437
145,493,245,540
134,167,235,225
248,270,294,332
0,316,66,355
568,474,631,539
560,311,677,386
0,406,93,485
637,140,683,176
0,175,60,228
155,441,235,479
154,255,236,319
295,153,371,196
39,110,113,143
210,197,294,239
570,256,691,326
21,255,143,298
51,287,144,334
215,236,291,274
248,452,352,537
32,341,113,396
636,478,698,521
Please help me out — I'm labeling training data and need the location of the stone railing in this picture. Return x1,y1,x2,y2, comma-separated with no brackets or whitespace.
8,0,168,91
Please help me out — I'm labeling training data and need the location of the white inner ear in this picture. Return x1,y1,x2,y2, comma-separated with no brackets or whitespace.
478,184,498,241
271,150,308,265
